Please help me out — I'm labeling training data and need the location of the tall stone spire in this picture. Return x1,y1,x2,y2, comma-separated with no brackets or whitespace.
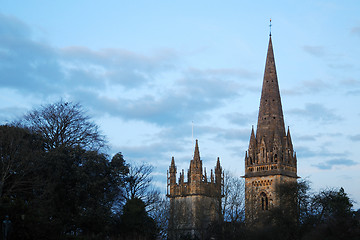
244,34,297,178
256,36,286,149
244,31,298,225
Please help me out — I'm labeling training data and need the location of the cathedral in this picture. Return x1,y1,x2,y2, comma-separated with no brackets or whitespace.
167,29,298,238
244,34,298,222
167,140,223,239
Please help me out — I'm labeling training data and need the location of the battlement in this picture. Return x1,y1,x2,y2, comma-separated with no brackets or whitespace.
167,169,223,198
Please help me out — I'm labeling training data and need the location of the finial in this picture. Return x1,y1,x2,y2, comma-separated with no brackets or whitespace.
269,18,272,36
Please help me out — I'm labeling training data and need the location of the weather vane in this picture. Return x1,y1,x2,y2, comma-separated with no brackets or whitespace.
269,18,272,36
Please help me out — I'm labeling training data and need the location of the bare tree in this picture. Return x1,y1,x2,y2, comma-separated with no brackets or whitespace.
123,163,154,201
222,170,245,222
148,195,170,239
20,100,106,151
120,163,163,215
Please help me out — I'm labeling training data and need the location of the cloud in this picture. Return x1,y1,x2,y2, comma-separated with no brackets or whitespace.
296,145,347,159
303,45,326,57
340,78,360,95
0,13,177,100
351,26,360,37
341,78,360,87
0,106,28,124
67,64,251,126
282,79,332,96
214,128,250,142
296,135,316,141
349,134,360,141
78,90,217,126
60,46,176,89
288,103,342,123
327,63,354,70
0,13,257,128
347,90,360,95
0,14,31,38
174,124,251,143
225,112,257,126
298,145,357,170
313,158,358,170
185,67,257,82
302,45,347,68
0,33,64,95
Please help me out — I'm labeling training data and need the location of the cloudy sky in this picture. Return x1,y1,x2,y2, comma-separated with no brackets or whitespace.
1,1,360,207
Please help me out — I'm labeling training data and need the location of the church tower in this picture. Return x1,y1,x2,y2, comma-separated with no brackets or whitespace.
167,140,223,239
244,34,298,223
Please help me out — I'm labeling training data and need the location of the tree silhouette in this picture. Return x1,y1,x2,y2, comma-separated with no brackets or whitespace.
20,100,106,151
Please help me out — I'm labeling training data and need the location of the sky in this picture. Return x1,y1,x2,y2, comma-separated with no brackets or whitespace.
1,0,360,208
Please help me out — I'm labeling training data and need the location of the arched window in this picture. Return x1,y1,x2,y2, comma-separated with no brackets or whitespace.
260,192,269,210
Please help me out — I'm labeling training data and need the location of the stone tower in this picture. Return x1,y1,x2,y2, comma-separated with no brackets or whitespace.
167,140,223,240
244,35,298,223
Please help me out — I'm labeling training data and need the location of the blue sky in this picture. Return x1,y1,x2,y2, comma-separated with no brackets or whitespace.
1,1,360,208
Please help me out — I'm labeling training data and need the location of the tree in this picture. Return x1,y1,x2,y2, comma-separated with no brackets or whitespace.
110,152,130,213
302,187,360,240
20,100,106,151
311,187,353,220
0,125,43,201
245,181,360,240
119,162,161,215
2,103,140,239
0,125,44,240
123,163,153,201
222,171,245,223
73,149,117,237
119,197,158,240
147,195,169,239
27,147,122,239
205,171,246,240
250,180,305,240
109,155,162,239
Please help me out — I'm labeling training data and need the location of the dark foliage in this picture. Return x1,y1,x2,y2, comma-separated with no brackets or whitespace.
206,180,360,240
0,125,43,199
0,100,160,239
118,197,158,240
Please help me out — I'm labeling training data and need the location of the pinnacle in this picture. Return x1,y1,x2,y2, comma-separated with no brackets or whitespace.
249,126,256,148
171,156,175,168
194,139,200,162
215,157,221,171
190,139,202,174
